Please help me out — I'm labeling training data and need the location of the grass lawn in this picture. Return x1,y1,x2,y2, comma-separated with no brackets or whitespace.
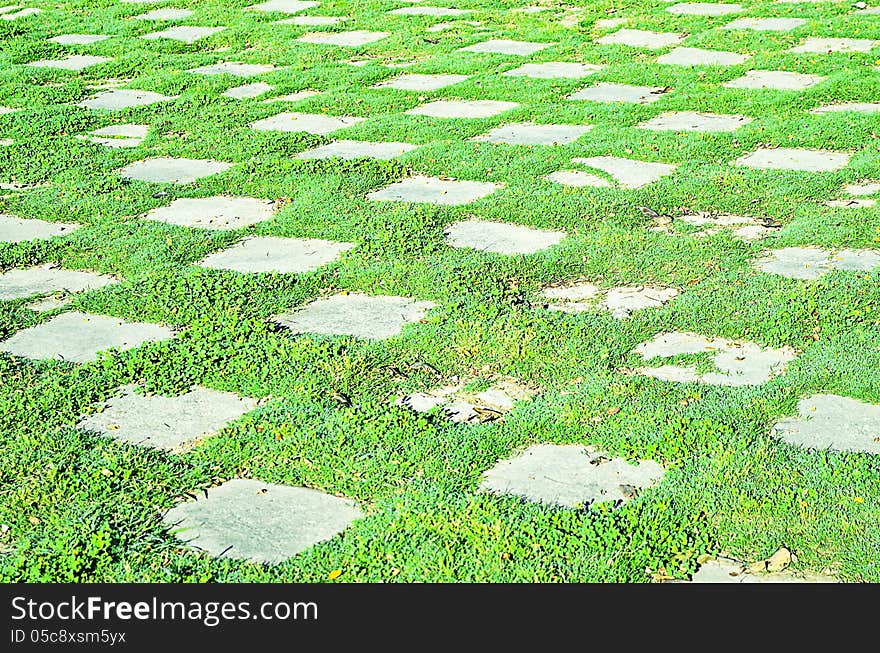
0,0,879,582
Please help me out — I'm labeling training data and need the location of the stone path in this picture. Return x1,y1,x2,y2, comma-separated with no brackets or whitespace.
771,395,880,454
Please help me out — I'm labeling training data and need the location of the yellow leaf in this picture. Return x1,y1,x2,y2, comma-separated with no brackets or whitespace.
328,569,343,580
854,497,864,504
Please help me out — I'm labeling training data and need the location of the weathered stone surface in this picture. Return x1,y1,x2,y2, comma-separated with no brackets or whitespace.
0,265,116,301
296,139,418,160
78,88,176,110
460,39,553,56
397,377,536,423
144,196,277,230
142,26,225,43
367,175,500,205
638,111,752,132
298,30,388,46
444,219,565,255
665,2,742,15
0,214,79,243
568,82,668,104
541,283,678,318
27,55,111,71
545,170,611,187
78,123,148,148
120,157,232,184
652,212,779,241
791,37,878,53
657,47,749,66
277,16,345,25
250,111,365,134
735,147,850,171
134,8,192,20
504,62,603,79
686,557,835,583
471,122,592,146
248,0,318,12
49,34,110,45
198,236,356,274
390,6,469,15
188,62,275,77
810,102,880,114
596,29,684,49
569,156,677,189
724,70,826,90
771,394,880,454
222,82,274,99
405,99,518,119
756,247,880,279
372,73,468,91
722,17,806,31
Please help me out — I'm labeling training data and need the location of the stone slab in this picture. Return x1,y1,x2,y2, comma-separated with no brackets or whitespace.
637,111,752,132
570,155,677,189
298,30,388,46
444,219,565,255
723,70,826,90
222,82,274,99
0,214,80,243
811,102,880,114
596,29,684,49
390,6,469,15
405,99,518,118
250,111,365,134
503,62,604,79
372,73,468,91
188,62,276,77
134,8,192,20
144,196,277,230
568,82,668,104
657,47,749,66
78,123,148,148
248,0,319,12
120,157,232,184
142,26,225,43
756,246,880,279
296,139,418,160
771,394,880,454
791,37,878,53
27,55,111,71
471,122,592,146
198,236,356,274
49,34,111,45
0,265,116,301
78,88,176,110
367,175,500,205
665,2,742,15
722,17,806,31
460,39,553,56
735,147,850,171
545,170,612,187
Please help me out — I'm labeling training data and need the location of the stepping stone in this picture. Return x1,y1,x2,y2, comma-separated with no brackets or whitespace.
596,29,684,49
198,236,356,274
826,198,877,208
78,385,259,452
444,219,565,255
637,111,752,132
134,8,193,20
755,247,880,279
0,139,12,146
262,90,321,103
247,0,318,12
687,557,835,583
77,123,148,148
188,62,275,77
390,6,470,15
791,37,878,53
144,196,277,230
222,82,274,99
426,20,481,32
367,175,500,205
277,16,345,25
545,170,612,187
0,214,79,243
397,377,536,423
27,55,112,71
250,111,365,135
77,88,176,110
0,311,173,363
460,39,553,56
0,106,18,114
0,265,116,302
568,82,669,104
0,7,40,20
405,99,518,119
771,394,880,454
652,212,780,241
811,102,880,114
120,157,232,184
569,155,677,189
480,444,665,508
296,139,418,160
540,283,678,318
632,331,796,386
723,70,826,91
49,34,111,45
272,293,435,339
657,47,749,66
471,122,592,146
843,181,880,196
373,73,468,91
163,479,362,563
735,147,850,172
665,2,742,14
142,27,225,43
722,17,806,31
298,30,388,47
503,61,604,79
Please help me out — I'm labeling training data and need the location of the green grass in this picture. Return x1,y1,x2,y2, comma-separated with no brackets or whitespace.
1,0,879,582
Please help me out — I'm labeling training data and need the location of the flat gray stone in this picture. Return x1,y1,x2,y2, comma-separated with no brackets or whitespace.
77,88,176,110
791,37,878,53
296,139,418,160
144,196,277,230
593,18,628,29
78,123,148,148
0,139,12,146
248,0,318,12
811,102,880,114
163,479,362,563
222,82,274,99
723,70,826,90
756,246,880,279
480,444,665,508
0,265,116,301
541,283,678,318
49,34,111,45
25,296,72,313
262,90,320,103
658,212,779,241
722,17,806,31
570,155,677,189
397,378,536,423
844,182,880,196
78,385,259,452
688,557,835,583
250,111,365,134
0,311,173,363
735,147,850,171
276,15,345,25
472,122,592,146
134,8,192,20
0,214,80,243
596,29,684,49
426,19,481,31
460,39,553,56
367,175,500,205
188,62,276,77
657,47,749,66
272,293,436,339
666,2,742,14
390,6,469,15
771,394,880,454
405,99,518,119
372,73,468,91
198,236,356,274
0,106,18,114
298,30,388,46
444,219,565,255
120,157,232,184
545,170,611,187
142,26,225,43
504,61,604,79
638,111,752,132
0,7,41,20
825,198,876,208
568,82,668,104
27,55,111,71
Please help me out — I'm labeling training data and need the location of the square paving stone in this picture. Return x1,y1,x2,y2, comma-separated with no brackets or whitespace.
397,377,537,423
0,214,79,243
444,219,565,255
0,311,173,363
722,17,806,31
372,73,469,91
188,61,276,76
248,0,318,12
657,47,749,66
0,265,116,301
262,90,321,103
1,7,41,20
790,37,878,53
570,155,677,189
277,16,345,25
655,212,779,241
296,139,418,160
144,196,277,230
390,6,470,15
78,123,148,148
272,293,436,339
27,55,112,71
250,111,365,134
78,88,176,110
78,385,259,451
134,8,192,20
405,99,518,119
460,39,553,56
163,479,363,563
472,122,592,146
771,394,880,454
298,30,389,47
503,61,604,79
142,26,225,43
198,236,356,274
665,2,742,14
755,246,880,279
735,147,850,171
480,444,665,508
49,34,111,45
638,111,752,132
367,175,500,205
540,283,678,318
568,82,669,104
723,69,826,90
120,157,233,184
687,557,835,583
596,29,684,49
811,102,880,114
222,82,274,99
545,170,612,187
